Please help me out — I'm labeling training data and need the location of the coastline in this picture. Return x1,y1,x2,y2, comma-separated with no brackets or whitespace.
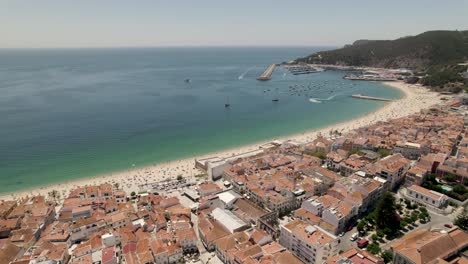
0,81,442,201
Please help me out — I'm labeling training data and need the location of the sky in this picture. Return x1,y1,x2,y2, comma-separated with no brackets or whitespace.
1,0,467,48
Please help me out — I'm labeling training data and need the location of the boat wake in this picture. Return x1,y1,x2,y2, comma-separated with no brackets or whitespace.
309,98,322,103
238,67,255,80
309,94,339,103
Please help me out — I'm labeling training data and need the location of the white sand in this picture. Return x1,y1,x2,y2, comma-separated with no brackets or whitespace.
0,81,443,201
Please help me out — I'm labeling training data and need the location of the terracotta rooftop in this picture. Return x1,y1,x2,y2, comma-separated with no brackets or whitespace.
390,228,468,264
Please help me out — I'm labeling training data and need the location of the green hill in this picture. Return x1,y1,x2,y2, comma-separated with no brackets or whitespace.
296,30,468,91
297,30,468,70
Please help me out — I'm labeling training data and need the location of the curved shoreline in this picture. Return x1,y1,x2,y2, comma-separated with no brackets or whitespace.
0,81,441,200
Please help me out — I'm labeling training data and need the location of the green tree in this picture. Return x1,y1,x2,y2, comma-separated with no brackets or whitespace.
375,192,400,234
376,230,385,238
131,191,136,197
381,251,393,264
371,234,379,242
366,243,381,255
377,148,391,158
419,207,428,214
445,174,457,182
177,175,183,181
454,208,468,231
400,220,408,229
453,184,467,195
357,221,367,232
311,151,326,160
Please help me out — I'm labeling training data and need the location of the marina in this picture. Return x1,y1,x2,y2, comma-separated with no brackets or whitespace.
285,64,324,75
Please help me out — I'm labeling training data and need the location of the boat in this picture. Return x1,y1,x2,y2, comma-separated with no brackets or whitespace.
225,97,230,108
184,78,191,83
272,99,279,102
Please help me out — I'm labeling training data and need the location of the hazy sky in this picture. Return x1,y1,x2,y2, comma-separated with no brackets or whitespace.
1,0,467,48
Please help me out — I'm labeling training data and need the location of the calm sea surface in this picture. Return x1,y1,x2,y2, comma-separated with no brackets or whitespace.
0,47,402,193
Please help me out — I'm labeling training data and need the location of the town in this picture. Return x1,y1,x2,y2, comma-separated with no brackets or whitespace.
1,102,468,264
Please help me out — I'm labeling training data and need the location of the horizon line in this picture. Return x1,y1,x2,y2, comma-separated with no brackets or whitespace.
0,44,339,50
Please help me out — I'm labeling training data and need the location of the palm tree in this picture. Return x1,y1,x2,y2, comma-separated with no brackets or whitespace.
48,190,59,202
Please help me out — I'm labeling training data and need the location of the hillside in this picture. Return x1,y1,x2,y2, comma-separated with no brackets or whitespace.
296,30,468,91
297,30,468,70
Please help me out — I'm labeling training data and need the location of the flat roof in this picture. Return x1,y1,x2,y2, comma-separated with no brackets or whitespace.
212,208,247,233
217,190,239,205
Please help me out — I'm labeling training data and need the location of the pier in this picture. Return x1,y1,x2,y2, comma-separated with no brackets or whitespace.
257,64,276,81
351,94,392,102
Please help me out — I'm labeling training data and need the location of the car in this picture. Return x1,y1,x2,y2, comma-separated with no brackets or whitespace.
350,232,359,241
444,224,453,228
347,225,354,231
339,232,344,237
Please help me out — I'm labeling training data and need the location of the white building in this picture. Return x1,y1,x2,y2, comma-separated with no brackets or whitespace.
211,208,248,233
406,185,448,209
394,141,426,160
279,219,339,264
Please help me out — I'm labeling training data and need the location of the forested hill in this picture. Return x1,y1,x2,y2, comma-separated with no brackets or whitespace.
296,30,468,71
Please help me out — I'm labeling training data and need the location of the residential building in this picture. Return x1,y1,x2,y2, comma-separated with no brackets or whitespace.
326,248,384,264
279,219,339,264
405,185,448,209
366,154,411,190
390,228,468,264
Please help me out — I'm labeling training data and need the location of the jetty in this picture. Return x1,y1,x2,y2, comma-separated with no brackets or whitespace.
351,94,392,102
257,64,276,81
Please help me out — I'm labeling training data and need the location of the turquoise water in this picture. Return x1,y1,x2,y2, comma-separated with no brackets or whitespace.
0,47,401,193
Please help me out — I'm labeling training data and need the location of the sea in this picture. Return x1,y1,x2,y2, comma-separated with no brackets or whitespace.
0,47,402,193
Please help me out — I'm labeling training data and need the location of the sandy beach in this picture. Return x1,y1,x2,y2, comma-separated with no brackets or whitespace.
0,81,443,201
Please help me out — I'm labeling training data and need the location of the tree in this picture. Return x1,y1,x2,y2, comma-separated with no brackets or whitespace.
311,151,326,160
130,191,136,197
366,243,381,255
48,190,59,202
376,230,385,238
377,148,391,158
375,192,400,234
177,175,183,181
381,251,393,264
453,184,467,195
445,174,457,182
357,221,367,232
113,182,120,189
418,212,427,221
164,212,171,222
454,208,468,231
371,234,379,242
400,220,408,229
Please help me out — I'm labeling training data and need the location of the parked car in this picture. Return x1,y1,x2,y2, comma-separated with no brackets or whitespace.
444,224,453,228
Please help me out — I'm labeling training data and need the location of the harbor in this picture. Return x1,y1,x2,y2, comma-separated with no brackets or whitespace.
285,64,324,75
256,64,277,81
351,94,392,102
